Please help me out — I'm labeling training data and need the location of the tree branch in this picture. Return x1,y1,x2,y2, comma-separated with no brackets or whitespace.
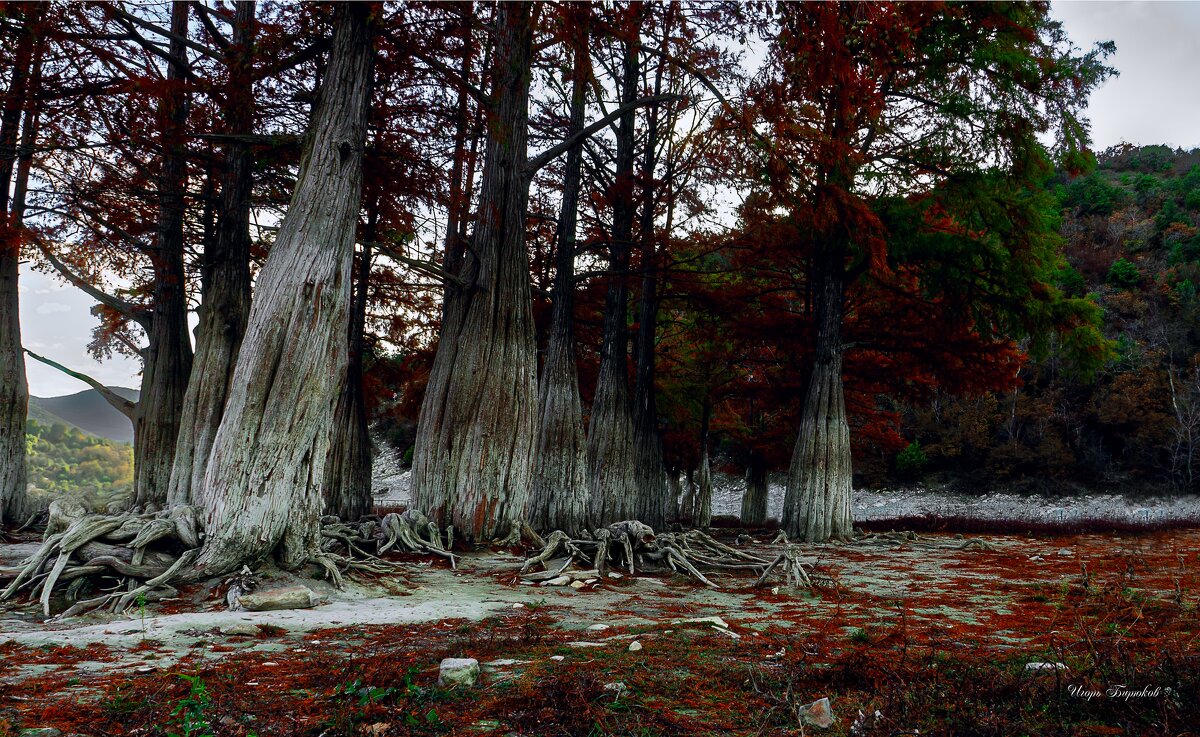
32,237,151,329
525,93,685,175
23,350,137,419
372,243,465,287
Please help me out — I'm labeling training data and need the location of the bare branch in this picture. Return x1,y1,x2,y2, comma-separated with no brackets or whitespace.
23,350,137,419
526,93,685,175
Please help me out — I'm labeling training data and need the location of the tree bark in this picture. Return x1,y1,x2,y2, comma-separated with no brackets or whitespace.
587,27,640,526
410,3,537,541
630,23,671,530
168,0,255,508
741,451,768,526
696,403,713,527
323,214,374,520
135,0,195,508
527,22,590,535
781,242,853,542
0,7,41,525
193,3,373,577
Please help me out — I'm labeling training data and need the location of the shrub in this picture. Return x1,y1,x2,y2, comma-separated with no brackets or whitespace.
1106,258,1141,288
894,441,928,479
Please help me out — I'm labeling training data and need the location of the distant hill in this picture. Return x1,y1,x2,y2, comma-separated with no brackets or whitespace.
28,387,138,444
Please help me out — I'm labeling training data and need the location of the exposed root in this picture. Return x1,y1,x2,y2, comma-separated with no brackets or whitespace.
377,509,457,569
518,522,824,590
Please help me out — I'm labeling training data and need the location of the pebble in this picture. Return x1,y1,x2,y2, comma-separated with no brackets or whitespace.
438,657,480,687
798,697,836,728
587,624,611,631
628,641,642,652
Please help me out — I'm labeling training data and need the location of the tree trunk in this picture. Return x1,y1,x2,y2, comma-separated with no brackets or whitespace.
323,216,374,520
168,1,255,509
0,7,40,525
193,4,373,577
696,404,713,527
781,244,853,542
667,469,682,520
741,451,768,526
587,29,640,526
527,24,590,535
135,0,194,508
630,45,669,530
410,3,537,541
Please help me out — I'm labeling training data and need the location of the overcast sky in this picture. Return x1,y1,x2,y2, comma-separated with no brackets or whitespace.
19,1,1200,397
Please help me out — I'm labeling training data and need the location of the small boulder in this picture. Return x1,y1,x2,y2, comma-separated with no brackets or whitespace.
798,697,835,729
542,575,572,586
220,623,260,637
1024,662,1068,672
586,623,611,632
438,658,480,687
627,641,642,652
237,585,321,612
569,580,586,590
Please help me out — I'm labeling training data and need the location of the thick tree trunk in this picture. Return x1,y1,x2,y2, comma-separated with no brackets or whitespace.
587,31,640,526
323,225,374,520
0,6,42,525
410,4,537,541
527,27,590,535
193,4,373,577
741,451,768,526
168,1,255,509
781,246,853,542
135,0,194,508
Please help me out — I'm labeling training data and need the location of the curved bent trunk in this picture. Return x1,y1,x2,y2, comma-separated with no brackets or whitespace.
0,7,41,525
527,25,589,535
587,31,640,527
410,4,537,541
194,4,373,577
136,1,194,508
741,452,768,526
168,1,255,509
323,233,373,520
781,250,853,542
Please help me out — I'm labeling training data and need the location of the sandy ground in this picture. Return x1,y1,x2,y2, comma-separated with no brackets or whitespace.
4,527,1195,688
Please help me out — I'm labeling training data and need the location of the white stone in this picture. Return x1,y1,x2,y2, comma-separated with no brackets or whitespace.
549,655,565,661
627,641,642,652
438,658,480,687
220,623,259,637
566,641,606,648
1024,662,1068,671
542,575,572,586
587,624,611,631
237,586,321,612
798,697,835,728
569,580,586,589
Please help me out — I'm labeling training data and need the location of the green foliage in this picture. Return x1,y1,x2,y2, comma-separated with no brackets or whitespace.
1054,264,1086,297
1062,172,1126,216
167,674,213,737
25,419,133,500
894,441,929,478
1106,258,1141,288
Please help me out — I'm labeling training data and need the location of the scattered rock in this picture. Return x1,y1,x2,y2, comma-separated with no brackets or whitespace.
438,657,480,687
220,623,260,637
586,623,611,632
510,603,525,609
569,580,586,590
1057,548,1073,557
566,641,606,648
603,681,628,697
482,658,525,668
542,575,572,586
627,641,642,652
608,572,623,580
1022,662,1070,672
673,615,730,629
549,655,565,661
798,697,835,728
237,585,321,612
19,729,63,737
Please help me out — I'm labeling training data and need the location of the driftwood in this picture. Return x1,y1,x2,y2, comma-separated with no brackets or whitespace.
518,522,822,591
